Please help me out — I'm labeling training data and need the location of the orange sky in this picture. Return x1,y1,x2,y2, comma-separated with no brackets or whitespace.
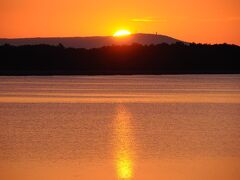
1,0,240,44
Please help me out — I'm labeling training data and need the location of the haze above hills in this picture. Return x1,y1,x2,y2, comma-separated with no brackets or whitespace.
0,33,183,49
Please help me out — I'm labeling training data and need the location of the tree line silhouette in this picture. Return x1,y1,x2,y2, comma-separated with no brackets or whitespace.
0,42,239,75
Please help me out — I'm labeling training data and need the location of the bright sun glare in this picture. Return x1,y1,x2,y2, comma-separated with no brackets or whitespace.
113,30,131,37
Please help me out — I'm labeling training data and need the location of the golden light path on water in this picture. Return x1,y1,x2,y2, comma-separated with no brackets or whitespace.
113,105,135,180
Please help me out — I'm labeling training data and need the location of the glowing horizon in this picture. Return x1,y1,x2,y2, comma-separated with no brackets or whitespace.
0,0,240,45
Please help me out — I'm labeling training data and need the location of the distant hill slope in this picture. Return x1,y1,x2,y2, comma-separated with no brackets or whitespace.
0,33,183,49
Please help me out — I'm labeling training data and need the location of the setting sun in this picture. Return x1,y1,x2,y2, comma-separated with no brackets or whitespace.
113,30,131,37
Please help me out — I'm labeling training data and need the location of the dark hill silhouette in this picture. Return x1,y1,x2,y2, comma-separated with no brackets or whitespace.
0,43,239,75
0,33,183,49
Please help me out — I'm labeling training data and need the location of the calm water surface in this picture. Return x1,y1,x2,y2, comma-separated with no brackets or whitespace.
0,75,240,180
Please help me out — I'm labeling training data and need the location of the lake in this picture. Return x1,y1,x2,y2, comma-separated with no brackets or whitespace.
0,75,240,180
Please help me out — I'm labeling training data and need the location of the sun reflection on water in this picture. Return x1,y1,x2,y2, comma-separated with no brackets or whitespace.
114,105,135,180
117,156,132,179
